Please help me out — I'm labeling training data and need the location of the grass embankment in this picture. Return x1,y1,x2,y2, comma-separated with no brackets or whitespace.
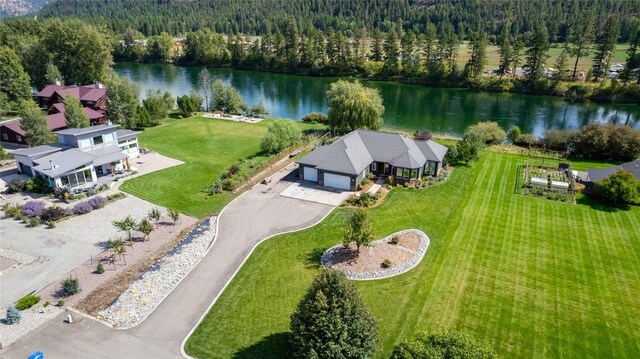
185,151,640,358
120,115,323,218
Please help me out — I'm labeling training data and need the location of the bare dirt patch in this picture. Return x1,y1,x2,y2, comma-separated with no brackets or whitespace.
330,241,413,273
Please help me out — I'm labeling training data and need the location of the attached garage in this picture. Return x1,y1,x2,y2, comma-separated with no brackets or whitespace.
303,166,318,182
323,172,351,190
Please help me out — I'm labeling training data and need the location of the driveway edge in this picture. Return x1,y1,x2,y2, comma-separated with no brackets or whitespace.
179,205,336,359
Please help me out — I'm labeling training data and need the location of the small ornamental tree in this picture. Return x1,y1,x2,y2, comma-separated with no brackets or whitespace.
594,170,640,206
112,215,138,246
290,269,378,359
507,126,521,144
390,330,497,359
139,218,154,241
148,207,161,226
168,209,180,225
343,208,374,254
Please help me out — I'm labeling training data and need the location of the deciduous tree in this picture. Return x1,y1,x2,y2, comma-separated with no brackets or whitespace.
104,72,140,129
63,94,89,128
343,208,374,254
327,80,384,132
19,100,55,146
595,170,640,206
391,330,497,359
0,46,31,103
260,119,301,154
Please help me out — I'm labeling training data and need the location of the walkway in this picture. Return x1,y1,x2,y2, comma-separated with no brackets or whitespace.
0,165,334,359
367,177,386,195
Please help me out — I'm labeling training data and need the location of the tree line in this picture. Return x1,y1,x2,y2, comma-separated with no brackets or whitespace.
37,0,640,43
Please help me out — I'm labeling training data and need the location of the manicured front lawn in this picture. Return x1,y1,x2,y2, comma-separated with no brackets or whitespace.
185,151,640,358
120,116,269,218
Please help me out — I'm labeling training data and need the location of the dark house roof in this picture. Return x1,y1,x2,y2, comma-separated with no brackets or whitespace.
36,84,106,103
299,130,448,176
1,114,67,137
587,160,640,182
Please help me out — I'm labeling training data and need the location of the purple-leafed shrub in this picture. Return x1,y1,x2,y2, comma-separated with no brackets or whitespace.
88,196,107,209
22,201,46,218
72,201,93,215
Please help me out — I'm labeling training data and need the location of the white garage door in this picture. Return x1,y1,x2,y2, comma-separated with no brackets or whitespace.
303,167,318,182
324,173,351,190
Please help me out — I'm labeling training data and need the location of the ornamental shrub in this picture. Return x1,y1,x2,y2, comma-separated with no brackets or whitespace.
61,277,80,296
15,294,40,310
382,259,393,268
40,206,66,222
7,179,26,193
29,217,40,227
390,329,497,359
72,201,93,215
96,263,105,274
25,176,52,194
57,299,65,307
2,203,23,218
390,235,400,245
5,307,20,324
88,196,107,209
22,201,46,218
413,130,433,141
300,112,328,124
468,121,506,144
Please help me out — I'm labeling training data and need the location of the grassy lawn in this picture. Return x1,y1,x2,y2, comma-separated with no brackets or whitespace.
119,115,269,218
184,151,640,358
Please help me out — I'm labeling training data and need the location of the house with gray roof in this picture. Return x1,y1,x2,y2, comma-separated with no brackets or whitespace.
586,160,640,184
298,130,448,191
10,124,140,190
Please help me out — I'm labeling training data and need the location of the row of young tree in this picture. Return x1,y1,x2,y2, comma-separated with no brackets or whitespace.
38,0,640,43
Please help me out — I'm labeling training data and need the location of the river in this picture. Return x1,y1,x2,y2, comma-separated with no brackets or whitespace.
114,62,640,137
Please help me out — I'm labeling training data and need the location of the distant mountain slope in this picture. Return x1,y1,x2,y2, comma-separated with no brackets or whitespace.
0,0,49,18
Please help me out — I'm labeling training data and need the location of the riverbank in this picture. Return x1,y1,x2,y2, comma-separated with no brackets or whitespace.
114,63,640,137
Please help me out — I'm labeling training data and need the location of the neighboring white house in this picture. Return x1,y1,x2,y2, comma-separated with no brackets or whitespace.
11,124,140,189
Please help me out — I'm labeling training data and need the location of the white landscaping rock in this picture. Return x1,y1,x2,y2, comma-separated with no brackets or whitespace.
0,305,63,349
97,216,217,328
321,229,430,280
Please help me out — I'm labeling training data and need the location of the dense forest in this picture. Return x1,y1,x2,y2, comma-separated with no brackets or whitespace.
39,0,640,43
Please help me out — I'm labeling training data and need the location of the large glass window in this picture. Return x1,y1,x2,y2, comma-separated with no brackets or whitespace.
93,135,104,145
403,168,410,178
396,167,403,177
411,169,418,179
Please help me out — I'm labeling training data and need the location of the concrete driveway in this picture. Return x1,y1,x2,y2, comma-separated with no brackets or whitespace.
280,181,353,206
1,164,334,358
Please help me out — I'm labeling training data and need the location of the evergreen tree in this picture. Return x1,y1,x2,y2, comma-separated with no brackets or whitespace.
592,17,620,82
567,12,595,80
464,31,488,79
621,27,640,84
401,30,417,76
497,23,512,79
370,29,384,62
383,30,400,75
422,23,437,72
553,46,570,82
19,100,55,146
0,46,32,103
63,94,89,128
523,26,550,83
290,269,378,359
511,35,525,79
282,18,300,69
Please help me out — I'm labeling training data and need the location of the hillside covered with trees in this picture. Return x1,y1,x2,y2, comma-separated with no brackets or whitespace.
39,0,640,43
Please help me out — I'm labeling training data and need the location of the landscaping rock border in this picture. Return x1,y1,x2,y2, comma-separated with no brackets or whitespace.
321,229,430,280
97,216,217,328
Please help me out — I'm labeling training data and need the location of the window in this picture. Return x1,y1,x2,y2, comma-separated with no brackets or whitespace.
396,167,403,177
411,169,418,179
16,135,22,142
403,168,409,179
129,143,138,149
2,133,7,140
92,135,104,145
371,162,377,171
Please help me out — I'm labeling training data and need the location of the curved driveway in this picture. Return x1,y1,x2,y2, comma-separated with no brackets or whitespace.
1,166,333,359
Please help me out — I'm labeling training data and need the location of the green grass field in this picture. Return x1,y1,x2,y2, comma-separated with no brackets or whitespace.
119,116,269,218
184,151,640,358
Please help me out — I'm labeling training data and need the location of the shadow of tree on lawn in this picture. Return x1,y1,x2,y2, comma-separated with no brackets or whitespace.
233,332,293,359
576,194,630,212
302,247,326,269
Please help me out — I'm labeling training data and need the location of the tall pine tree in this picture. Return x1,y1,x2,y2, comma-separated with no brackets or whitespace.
592,17,620,82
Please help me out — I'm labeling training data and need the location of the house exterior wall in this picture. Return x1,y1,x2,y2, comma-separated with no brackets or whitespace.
1,126,26,145
118,137,140,157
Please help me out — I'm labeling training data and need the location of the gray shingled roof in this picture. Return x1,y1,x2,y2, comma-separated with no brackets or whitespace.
588,159,640,182
299,129,448,176
54,124,119,136
87,145,128,166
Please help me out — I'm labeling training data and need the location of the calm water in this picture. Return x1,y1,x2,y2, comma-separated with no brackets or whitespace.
115,63,640,137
